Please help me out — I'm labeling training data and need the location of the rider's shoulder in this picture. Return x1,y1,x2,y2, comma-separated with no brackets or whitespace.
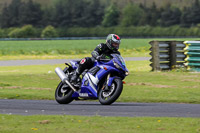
116,51,121,55
97,43,106,48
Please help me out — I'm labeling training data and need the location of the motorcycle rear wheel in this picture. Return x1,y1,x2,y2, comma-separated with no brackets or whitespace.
55,81,74,104
98,78,123,105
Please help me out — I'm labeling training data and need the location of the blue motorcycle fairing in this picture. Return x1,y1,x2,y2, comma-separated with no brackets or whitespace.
112,54,129,73
70,60,79,69
96,65,123,79
72,72,98,98
113,58,128,72
70,54,128,99
72,65,122,98
71,65,122,98
72,79,97,98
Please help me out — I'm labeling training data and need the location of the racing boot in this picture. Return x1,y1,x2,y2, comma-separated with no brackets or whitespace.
70,70,80,85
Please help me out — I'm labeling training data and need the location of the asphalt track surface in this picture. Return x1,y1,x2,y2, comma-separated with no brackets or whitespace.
0,57,150,66
0,99,200,117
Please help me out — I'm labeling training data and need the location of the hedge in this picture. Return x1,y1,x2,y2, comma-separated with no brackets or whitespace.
8,25,38,38
57,26,200,37
1,25,200,38
41,25,58,38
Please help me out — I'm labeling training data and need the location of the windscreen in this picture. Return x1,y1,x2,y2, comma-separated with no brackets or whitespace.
111,54,126,68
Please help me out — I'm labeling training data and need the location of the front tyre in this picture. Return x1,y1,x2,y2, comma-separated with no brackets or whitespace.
55,81,74,104
98,78,123,105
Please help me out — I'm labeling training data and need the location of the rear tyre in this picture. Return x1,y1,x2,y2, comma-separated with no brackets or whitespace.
98,78,123,105
55,66,74,104
55,81,74,104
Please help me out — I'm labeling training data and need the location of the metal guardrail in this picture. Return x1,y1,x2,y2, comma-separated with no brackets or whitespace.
184,41,200,71
149,41,186,71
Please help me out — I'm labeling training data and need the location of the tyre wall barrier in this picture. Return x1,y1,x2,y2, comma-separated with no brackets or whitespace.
184,41,200,71
149,41,186,71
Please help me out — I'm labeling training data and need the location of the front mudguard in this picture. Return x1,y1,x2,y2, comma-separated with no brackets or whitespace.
107,77,116,87
103,76,121,91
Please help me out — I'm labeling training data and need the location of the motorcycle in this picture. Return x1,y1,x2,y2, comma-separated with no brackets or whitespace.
55,54,129,105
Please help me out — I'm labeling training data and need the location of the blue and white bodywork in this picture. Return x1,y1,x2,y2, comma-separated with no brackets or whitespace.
55,54,129,105
70,54,128,99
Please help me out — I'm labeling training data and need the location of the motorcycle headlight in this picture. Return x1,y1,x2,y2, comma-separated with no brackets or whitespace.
113,61,122,69
125,71,129,76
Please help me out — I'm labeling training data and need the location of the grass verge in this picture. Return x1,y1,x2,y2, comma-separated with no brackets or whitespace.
0,114,200,133
0,39,149,58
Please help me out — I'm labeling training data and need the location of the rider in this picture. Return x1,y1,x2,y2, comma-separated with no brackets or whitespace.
70,34,121,84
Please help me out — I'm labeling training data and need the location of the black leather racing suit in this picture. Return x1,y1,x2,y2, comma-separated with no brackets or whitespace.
76,43,120,74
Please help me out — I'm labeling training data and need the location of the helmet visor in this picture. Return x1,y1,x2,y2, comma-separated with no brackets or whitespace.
112,43,120,49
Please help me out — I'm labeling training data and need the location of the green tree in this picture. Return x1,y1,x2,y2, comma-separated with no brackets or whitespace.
148,2,161,26
0,29,5,38
8,28,21,38
41,7,54,27
160,4,182,27
52,0,104,27
81,0,104,27
0,0,22,28
52,0,83,27
102,4,120,27
41,25,58,38
139,2,160,26
19,0,43,27
0,0,43,28
8,0,22,27
121,3,144,26
191,0,200,25
181,7,193,27
181,0,200,27
0,4,11,28
52,0,67,27
8,25,36,38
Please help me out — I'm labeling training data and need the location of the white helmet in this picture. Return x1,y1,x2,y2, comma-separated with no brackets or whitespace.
106,34,121,51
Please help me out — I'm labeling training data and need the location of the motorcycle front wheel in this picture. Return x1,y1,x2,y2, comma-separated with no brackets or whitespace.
55,81,74,104
98,78,123,105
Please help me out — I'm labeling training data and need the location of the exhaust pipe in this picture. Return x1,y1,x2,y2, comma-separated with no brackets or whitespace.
55,67,76,92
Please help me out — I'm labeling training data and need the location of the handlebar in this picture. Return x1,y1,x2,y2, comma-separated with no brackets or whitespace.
99,59,111,61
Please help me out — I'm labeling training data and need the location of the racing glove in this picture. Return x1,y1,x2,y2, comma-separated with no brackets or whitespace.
96,56,101,61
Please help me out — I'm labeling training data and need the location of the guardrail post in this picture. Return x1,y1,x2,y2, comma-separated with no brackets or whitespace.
169,41,177,69
149,41,160,71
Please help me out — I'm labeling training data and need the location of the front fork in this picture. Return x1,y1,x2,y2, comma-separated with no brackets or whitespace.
103,73,115,91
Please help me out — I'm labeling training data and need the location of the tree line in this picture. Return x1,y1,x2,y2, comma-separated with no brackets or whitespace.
0,0,200,37
1,0,200,28
0,0,104,28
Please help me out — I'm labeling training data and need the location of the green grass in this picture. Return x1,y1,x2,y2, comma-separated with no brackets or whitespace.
0,39,149,60
0,114,200,133
0,60,200,103
0,38,199,60
0,39,147,55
